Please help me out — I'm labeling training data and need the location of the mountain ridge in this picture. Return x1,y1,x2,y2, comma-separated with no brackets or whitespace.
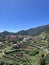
16,24,49,36
0,24,49,37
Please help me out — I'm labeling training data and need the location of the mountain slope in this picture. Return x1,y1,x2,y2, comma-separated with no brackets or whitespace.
0,24,49,37
16,24,49,36
0,31,16,37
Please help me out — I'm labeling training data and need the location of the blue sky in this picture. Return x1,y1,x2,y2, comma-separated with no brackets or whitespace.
0,0,49,32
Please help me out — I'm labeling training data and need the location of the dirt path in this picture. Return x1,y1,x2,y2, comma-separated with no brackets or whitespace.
23,37,49,54
32,45,49,54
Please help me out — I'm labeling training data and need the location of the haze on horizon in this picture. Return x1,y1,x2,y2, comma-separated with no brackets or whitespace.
0,0,49,32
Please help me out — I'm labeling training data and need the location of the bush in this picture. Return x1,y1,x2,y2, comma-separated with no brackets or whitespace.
25,50,39,56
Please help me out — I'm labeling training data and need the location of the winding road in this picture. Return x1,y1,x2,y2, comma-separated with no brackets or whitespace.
32,45,49,54
23,37,49,54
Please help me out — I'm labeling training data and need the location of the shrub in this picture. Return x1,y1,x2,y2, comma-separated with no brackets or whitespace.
25,50,39,56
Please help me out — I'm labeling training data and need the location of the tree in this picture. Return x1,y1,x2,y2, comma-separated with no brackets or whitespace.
39,54,46,65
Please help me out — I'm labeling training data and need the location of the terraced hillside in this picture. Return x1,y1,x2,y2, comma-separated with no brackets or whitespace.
0,45,46,65
0,24,49,65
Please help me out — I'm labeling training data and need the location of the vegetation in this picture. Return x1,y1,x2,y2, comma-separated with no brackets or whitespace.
0,24,49,65
16,24,49,36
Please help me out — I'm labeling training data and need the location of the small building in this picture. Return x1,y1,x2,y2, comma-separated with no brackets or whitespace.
13,44,21,49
